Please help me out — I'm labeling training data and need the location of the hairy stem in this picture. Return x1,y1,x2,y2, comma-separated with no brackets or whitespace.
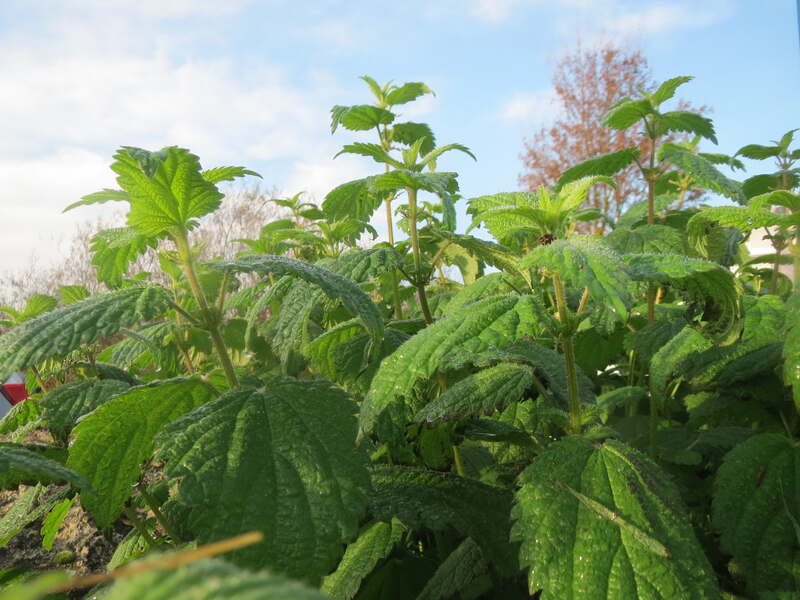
406,187,434,324
173,232,239,388
553,273,581,433
136,482,182,543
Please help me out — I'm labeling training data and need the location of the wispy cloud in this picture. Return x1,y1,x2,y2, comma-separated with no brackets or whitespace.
498,89,559,126
603,2,731,34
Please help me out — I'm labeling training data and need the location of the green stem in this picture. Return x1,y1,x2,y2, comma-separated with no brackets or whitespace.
553,273,581,434
173,232,239,388
646,133,658,321
124,506,158,550
452,444,465,477
649,393,659,458
136,482,181,543
406,187,434,324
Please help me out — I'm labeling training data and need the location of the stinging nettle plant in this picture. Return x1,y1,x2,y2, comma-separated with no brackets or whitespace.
0,74,799,600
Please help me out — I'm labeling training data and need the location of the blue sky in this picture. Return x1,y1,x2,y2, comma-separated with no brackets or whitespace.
0,0,797,269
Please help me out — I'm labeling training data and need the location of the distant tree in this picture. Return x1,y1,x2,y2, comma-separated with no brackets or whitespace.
0,185,281,308
519,41,707,227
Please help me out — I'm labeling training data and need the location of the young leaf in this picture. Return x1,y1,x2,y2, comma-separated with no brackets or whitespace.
369,465,517,574
557,148,641,187
156,379,370,579
41,379,130,443
385,81,432,106
100,557,327,600
0,285,170,382
735,143,782,160
200,165,260,184
520,238,632,320
67,378,215,528
321,520,404,600
40,496,74,551
512,437,720,599
360,295,549,437
63,188,129,212
331,104,395,133
649,75,693,106
112,146,225,236
601,98,653,130
393,122,436,155
714,434,800,594
334,143,405,169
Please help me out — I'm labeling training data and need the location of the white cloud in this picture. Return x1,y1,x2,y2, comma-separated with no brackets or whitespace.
281,155,373,205
498,89,560,126
603,3,729,34
0,4,346,272
469,0,601,22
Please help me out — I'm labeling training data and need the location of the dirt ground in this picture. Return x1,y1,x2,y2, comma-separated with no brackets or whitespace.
0,428,131,576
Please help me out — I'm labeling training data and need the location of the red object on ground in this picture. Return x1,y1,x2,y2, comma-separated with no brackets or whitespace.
2,384,29,405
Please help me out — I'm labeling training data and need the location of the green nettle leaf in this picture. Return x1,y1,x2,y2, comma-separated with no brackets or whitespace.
321,520,404,600
323,177,387,221
655,111,718,144
520,238,632,320
90,227,160,287
385,81,432,106
713,434,800,594
201,165,261,184
107,521,157,571
331,104,395,133
414,362,535,424
360,294,548,437
601,98,653,130
369,465,517,573
657,143,745,204
112,146,225,236
0,399,43,435
40,496,74,551
431,231,522,277
0,285,170,382
334,143,404,169
605,224,685,255
442,341,595,408
512,437,720,599
41,379,131,442
557,147,641,187
63,188,130,212
0,446,89,490
215,254,384,345
393,122,436,155
443,272,515,313
67,378,215,528
616,195,676,228
649,75,694,106
625,254,742,339
156,379,370,579
371,170,459,199
417,537,488,600
736,143,782,160
101,557,327,600
783,292,800,411
59,285,90,305
649,326,712,400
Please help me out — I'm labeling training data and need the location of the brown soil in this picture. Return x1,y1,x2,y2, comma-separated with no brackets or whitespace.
0,428,131,576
